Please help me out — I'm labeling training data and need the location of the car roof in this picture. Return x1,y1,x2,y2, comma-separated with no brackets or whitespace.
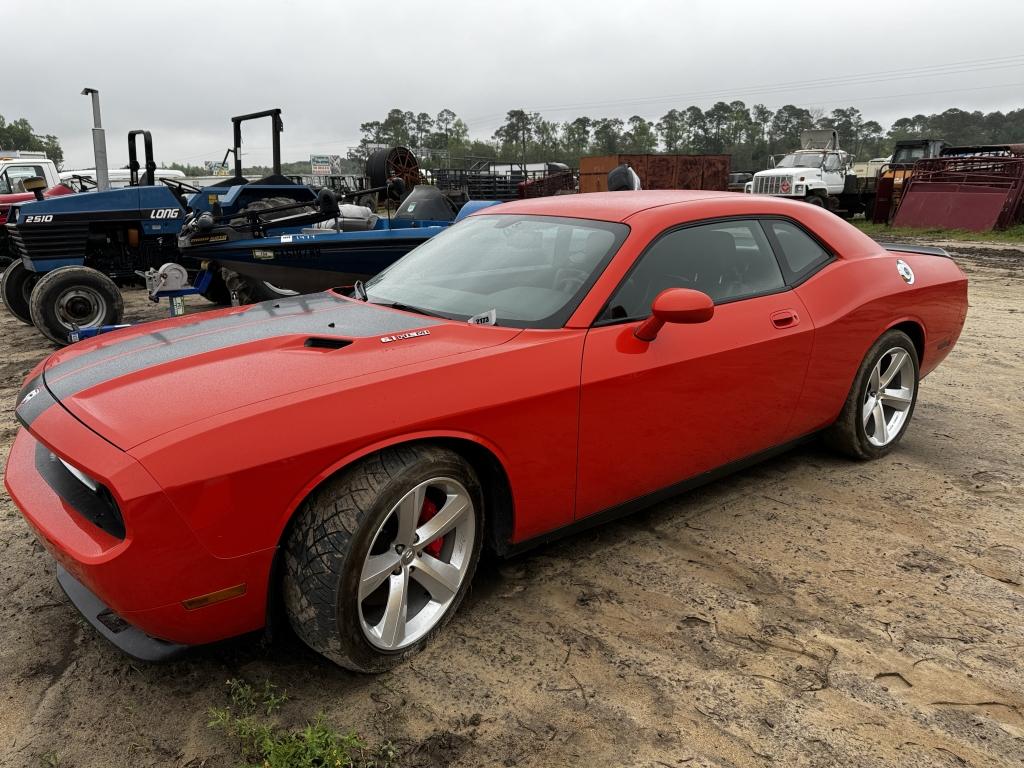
476,190,733,222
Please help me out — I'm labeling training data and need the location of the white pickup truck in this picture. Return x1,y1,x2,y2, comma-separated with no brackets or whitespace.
0,150,63,194
0,151,73,267
745,130,876,218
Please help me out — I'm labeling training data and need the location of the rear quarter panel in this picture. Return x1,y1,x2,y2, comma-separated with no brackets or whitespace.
791,250,967,436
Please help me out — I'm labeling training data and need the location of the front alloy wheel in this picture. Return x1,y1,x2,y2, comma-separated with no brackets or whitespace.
283,446,483,671
359,478,476,650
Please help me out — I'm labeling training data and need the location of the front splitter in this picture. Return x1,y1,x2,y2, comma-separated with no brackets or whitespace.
55,564,187,662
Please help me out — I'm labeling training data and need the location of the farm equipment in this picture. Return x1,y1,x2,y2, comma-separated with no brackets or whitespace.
891,145,1024,231
432,160,576,202
869,138,947,224
2,109,321,345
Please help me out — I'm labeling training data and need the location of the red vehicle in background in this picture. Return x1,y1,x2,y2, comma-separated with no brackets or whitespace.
4,191,968,671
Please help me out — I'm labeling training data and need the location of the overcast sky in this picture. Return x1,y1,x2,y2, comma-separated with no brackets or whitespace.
7,0,1024,169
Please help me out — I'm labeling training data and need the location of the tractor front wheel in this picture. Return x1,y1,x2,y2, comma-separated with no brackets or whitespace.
29,266,124,346
1,260,40,325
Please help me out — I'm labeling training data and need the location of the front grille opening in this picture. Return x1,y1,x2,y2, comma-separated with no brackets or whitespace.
34,443,126,539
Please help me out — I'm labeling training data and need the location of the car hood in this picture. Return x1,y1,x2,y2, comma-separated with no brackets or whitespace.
41,292,520,450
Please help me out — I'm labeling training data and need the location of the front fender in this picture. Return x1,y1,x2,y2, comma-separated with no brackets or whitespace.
273,429,516,545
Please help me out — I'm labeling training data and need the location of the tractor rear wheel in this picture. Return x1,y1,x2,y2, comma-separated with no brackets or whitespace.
29,266,124,346
1,260,40,325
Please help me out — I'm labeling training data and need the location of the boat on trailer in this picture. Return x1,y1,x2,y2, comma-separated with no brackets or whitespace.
178,185,500,294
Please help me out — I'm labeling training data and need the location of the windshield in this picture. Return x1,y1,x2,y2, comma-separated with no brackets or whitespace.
776,153,824,168
892,146,927,164
363,214,629,328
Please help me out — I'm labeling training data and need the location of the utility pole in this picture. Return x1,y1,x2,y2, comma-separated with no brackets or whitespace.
81,88,110,191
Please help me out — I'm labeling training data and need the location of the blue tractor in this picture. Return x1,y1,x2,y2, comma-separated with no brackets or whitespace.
1,109,324,344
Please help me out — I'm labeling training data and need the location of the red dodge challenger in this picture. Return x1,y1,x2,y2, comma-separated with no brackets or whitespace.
5,191,967,671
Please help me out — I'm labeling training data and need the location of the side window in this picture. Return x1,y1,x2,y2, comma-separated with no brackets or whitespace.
3,165,45,193
0,171,10,195
601,220,786,321
763,220,831,283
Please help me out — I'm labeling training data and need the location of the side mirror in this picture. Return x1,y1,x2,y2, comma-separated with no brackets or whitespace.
634,288,714,342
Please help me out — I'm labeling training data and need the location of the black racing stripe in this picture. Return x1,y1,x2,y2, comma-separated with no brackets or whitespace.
44,293,441,401
46,292,344,379
15,376,57,428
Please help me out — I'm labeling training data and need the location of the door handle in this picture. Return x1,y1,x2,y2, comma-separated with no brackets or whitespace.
770,309,800,329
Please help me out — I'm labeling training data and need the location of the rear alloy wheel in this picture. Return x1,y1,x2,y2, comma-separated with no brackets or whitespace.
825,329,919,459
28,266,124,346
283,446,483,671
1,260,40,324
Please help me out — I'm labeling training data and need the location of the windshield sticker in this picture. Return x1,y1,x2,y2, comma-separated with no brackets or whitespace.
467,309,497,326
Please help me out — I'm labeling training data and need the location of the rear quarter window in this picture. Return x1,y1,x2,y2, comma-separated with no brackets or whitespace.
762,220,832,283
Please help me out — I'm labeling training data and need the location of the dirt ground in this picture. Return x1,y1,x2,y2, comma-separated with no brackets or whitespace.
1,246,1022,768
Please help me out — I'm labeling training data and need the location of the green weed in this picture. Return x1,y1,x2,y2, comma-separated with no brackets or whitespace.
208,678,396,768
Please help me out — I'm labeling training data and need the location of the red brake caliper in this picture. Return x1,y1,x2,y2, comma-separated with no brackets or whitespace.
418,497,444,557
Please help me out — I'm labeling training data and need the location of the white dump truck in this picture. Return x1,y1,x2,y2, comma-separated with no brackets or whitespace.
745,129,876,218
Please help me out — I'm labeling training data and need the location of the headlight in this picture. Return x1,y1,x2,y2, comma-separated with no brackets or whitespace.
795,184,805,194
58,456,98,491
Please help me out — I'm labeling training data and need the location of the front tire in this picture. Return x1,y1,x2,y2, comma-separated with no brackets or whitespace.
825,329,919,460
28,266,124,346
283,445,483,672
2,260,40,324
805,193,825,207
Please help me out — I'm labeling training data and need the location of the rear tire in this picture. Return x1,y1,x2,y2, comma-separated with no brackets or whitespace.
1,260,39,324
283,445,483,672
825,329,919,460
28,266,124,346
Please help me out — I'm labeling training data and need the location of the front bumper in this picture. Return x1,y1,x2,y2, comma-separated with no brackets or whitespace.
56,564,186,661
4,401,276,650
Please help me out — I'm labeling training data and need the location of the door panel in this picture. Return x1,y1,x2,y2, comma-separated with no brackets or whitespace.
575,291,814,519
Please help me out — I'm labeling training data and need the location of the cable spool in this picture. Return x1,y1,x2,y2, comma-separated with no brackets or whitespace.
365,147,421,191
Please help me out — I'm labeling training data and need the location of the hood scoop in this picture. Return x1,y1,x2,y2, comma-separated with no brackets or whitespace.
303,337,352,350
